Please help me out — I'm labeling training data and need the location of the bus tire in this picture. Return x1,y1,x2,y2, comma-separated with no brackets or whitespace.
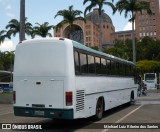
130,91,135,105
94,97,104,121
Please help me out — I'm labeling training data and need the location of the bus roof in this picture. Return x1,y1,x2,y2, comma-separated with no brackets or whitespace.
72,41,134,65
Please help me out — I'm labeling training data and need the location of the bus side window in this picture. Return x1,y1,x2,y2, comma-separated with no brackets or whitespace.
116,62,119,76
88,55,95,74
111,60,115,75
101,58,107,74
107,60,111,75
95,57,101,74
80,53,88,73
74,51,80,74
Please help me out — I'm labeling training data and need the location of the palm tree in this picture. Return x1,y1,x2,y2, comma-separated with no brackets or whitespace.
114,0,152,64
83,0,114,51
32,22,53,38
6,18,33,41
20,0,25,42
54,5,85,32
0,30,11,44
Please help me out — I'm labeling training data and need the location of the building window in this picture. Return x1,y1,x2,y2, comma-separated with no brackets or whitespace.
140,33,142,37
143,32,145,36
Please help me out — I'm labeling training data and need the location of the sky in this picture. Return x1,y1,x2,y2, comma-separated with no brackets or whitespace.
0,0,159,51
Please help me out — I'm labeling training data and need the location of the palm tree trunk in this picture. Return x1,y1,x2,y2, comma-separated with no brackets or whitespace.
20,0,25,42
132,20,136,64
99,14,102,51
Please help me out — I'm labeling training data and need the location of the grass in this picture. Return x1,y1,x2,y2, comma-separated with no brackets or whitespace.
0,92,13,94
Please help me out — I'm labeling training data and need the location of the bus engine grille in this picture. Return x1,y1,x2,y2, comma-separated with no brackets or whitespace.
76,90,85,112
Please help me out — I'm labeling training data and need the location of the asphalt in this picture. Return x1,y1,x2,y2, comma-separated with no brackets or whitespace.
136,89,160,104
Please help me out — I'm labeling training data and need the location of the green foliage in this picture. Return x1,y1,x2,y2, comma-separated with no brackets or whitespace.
136,60,160,75
6,18,33,40
104,37,160,62
32,22,53,38
0,30,11,44
0,51,14,71
54,5,85,31
114,0,152,22
91,46,99,50
104,39,132,61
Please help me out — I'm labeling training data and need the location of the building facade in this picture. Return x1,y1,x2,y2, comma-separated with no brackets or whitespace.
111,30,135,43
54,9,115,49
135,0,160,40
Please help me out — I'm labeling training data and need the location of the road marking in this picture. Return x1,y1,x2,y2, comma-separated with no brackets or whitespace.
101,105,144,132
0,112,13,116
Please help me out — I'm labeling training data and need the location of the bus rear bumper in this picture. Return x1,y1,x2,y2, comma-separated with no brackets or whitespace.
14,106,73,119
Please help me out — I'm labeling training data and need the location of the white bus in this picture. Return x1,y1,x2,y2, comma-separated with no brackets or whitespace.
13,38,138,120
143,73,157,89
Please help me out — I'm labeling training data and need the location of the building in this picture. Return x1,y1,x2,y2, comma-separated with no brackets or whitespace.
135,0,160,40
111,30,135,43
54,9,115,49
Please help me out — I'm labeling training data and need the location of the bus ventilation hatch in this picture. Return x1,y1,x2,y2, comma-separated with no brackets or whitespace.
76,90,85,112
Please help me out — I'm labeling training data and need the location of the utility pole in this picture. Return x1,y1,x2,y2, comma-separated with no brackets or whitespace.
20,0,25,42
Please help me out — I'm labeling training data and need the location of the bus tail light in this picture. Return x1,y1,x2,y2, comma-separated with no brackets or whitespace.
13,91,16,104
66,92,72,106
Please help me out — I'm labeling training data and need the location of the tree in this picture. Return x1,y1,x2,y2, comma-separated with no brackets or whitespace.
136,60,160,76
20,0,25,42
0,30,10,45
6,18,33,41
0,51,14,71
83,0,114,51
54,5,85,31
32,22,53,38
114,0,152,64
104,39,131,60
136,37,160,61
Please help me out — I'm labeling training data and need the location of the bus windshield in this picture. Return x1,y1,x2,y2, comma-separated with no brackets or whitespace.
145,74,155,81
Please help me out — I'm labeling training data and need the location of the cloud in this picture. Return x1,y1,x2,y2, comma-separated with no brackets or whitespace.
6,4,12,10
123,22,132,31
0,40,15,51
6,12,15,18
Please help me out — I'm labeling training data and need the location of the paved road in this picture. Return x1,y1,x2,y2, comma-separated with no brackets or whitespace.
0,89,160,132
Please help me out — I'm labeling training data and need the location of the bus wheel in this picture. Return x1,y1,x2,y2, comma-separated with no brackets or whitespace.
95,98,104,121
130,91,135,105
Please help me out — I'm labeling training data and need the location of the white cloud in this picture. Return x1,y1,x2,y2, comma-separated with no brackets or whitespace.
0,40,15,51
6,12,15,18
6,4,12,10
123,22,132,31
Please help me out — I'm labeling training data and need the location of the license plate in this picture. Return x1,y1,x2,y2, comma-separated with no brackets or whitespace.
34,110,44,116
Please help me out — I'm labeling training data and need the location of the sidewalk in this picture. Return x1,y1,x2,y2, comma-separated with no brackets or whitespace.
136,89,160,104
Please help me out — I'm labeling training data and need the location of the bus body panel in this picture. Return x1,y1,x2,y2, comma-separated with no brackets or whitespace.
74,76,137,119
14,76,64,108
13,39,75,114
